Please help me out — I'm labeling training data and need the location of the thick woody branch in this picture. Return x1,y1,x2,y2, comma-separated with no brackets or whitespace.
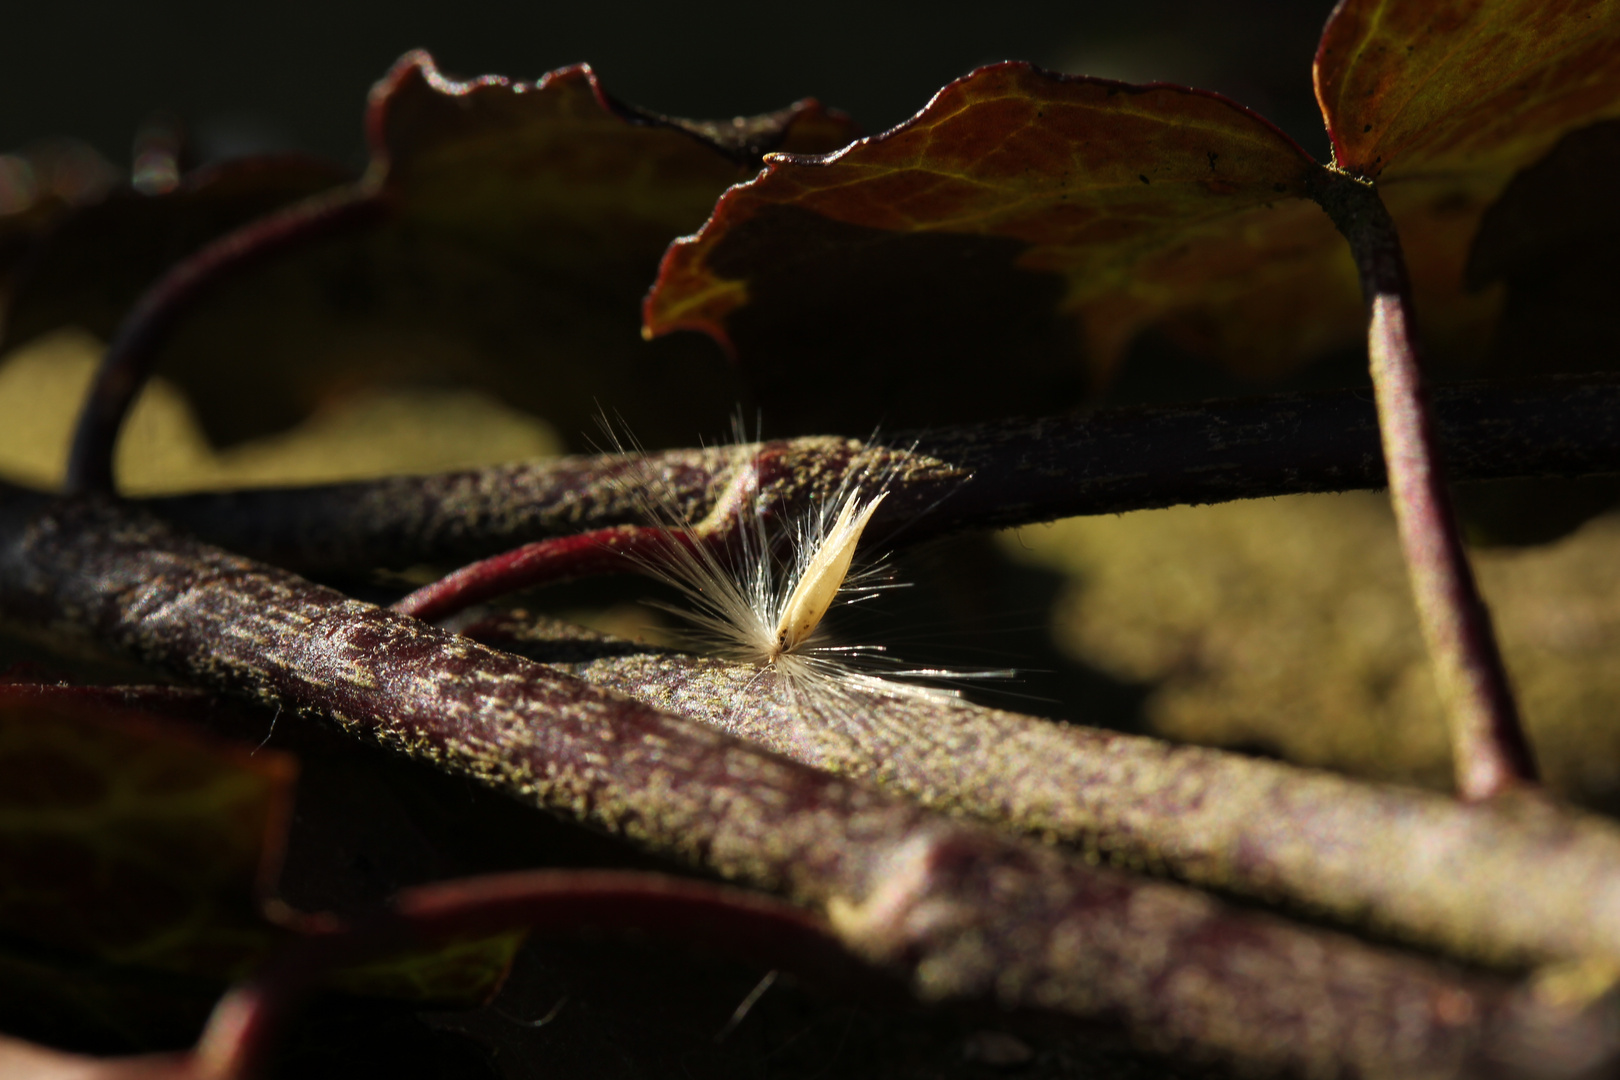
468,608,1620,975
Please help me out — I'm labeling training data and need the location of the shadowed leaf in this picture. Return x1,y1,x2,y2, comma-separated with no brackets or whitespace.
1,52,860,451
0,684,525,1008
0,684,295,978
369,50,855,279
0,940,224,1054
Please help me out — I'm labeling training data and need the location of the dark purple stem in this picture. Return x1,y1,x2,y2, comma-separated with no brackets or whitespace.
1314,173,1536,801
134,374,1620,577
468,608,1620,975
63,186,386,496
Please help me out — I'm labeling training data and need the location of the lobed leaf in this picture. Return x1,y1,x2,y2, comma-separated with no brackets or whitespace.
369,50,857,280
644,1,1620,423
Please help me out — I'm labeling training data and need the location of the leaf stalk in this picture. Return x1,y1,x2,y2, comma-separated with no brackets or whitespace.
1314,171,1537,801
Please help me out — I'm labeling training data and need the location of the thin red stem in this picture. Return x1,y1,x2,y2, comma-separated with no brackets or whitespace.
393,449,766,621
1315,173,1536,801
64,186,386,496
392,525,704,621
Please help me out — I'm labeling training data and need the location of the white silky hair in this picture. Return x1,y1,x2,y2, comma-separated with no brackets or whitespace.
610,427,1004,717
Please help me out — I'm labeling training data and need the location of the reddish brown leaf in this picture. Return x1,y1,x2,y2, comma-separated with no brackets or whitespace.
642,62,1349,432
1311,0,1620,375
0,685,295,978
1315,0,1620,182
369,51,855,279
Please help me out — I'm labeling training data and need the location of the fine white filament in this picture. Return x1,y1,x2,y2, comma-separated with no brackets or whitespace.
615,434,1011,720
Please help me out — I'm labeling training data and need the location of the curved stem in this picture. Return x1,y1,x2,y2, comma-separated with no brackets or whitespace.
393,457,764,620
195,870,840,1080
63,186,386,496
1314,172,1536,801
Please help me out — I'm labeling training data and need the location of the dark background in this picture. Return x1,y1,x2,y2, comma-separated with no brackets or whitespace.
3,0,1338,169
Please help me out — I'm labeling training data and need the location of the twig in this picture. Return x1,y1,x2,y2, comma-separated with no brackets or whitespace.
134,375,1620,575
0,492,1605,1077
1314,172,1537,801
63,187,385,495
468,608,1620,974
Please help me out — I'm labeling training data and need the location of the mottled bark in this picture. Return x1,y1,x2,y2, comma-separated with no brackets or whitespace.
468,608,1620,973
